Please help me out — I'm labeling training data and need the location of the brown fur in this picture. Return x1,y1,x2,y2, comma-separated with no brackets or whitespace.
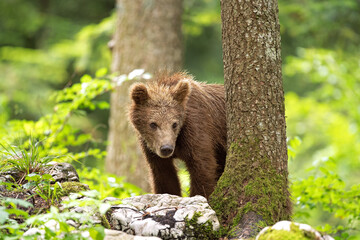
129,72,226,198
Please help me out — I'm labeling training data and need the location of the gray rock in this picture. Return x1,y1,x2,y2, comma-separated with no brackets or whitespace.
23,219,59,239
108,194,220,239
0,162,79,184
46,162,79,182
23,227,45,238
256,221,335,240
0,170,22,183
104,229,161,240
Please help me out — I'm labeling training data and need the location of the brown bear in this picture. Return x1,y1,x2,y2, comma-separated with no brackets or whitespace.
129,72,226,198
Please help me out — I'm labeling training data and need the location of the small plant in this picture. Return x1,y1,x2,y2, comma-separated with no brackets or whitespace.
0,175,22,191
24,173,61,205
0,138,57,183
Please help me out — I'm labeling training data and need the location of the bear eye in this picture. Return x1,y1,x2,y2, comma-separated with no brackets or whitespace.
149,122,157,129
172,122,178,129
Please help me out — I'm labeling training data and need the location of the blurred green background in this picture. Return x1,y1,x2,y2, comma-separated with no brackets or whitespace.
0,0,359,239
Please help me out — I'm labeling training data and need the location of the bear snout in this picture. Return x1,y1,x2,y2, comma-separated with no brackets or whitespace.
160,144,174,157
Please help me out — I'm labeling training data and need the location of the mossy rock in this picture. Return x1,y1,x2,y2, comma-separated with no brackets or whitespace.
184,212,228,239
58,181,90,197
257,221,324,240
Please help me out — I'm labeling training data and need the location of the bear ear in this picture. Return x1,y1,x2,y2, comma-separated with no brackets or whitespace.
130,83,149,104
172,80,190,105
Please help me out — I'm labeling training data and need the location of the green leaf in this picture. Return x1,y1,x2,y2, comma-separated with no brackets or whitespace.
95,68,108,78
26,173,41,182
41,173,54,181
96,101,110,110
80,74,92,83
44,226,56,237
6,208,29,218
0,207,10,224
89,226,105,240
2,197,33,208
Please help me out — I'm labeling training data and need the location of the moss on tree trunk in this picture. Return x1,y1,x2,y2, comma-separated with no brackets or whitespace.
210,141,291,236
210,0,292,238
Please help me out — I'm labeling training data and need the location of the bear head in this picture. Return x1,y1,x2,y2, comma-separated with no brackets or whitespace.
129,78,191,158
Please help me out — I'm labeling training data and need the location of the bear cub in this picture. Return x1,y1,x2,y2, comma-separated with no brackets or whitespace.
129,72,226,198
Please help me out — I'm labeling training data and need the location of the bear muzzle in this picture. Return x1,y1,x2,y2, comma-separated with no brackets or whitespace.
159,144,174,158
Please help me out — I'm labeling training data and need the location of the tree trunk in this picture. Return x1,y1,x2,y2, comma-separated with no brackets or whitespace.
106,0,183,191
209,0,292,238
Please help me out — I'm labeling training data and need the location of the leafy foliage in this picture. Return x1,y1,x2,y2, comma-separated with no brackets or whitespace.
78,167,143,200
0,70,147,238
285,48,360,238
279,0,360,54
0,15,114,120
0,72,113,169
0,197,32,225
285,49,360,125
292,160,360,238
0,0,360,239
0,194,107,240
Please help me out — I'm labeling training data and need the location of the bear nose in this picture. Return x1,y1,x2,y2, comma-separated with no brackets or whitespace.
160,145,174,157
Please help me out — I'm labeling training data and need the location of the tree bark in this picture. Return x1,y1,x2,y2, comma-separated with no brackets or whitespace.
106,0,183,191
209,0,292,238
